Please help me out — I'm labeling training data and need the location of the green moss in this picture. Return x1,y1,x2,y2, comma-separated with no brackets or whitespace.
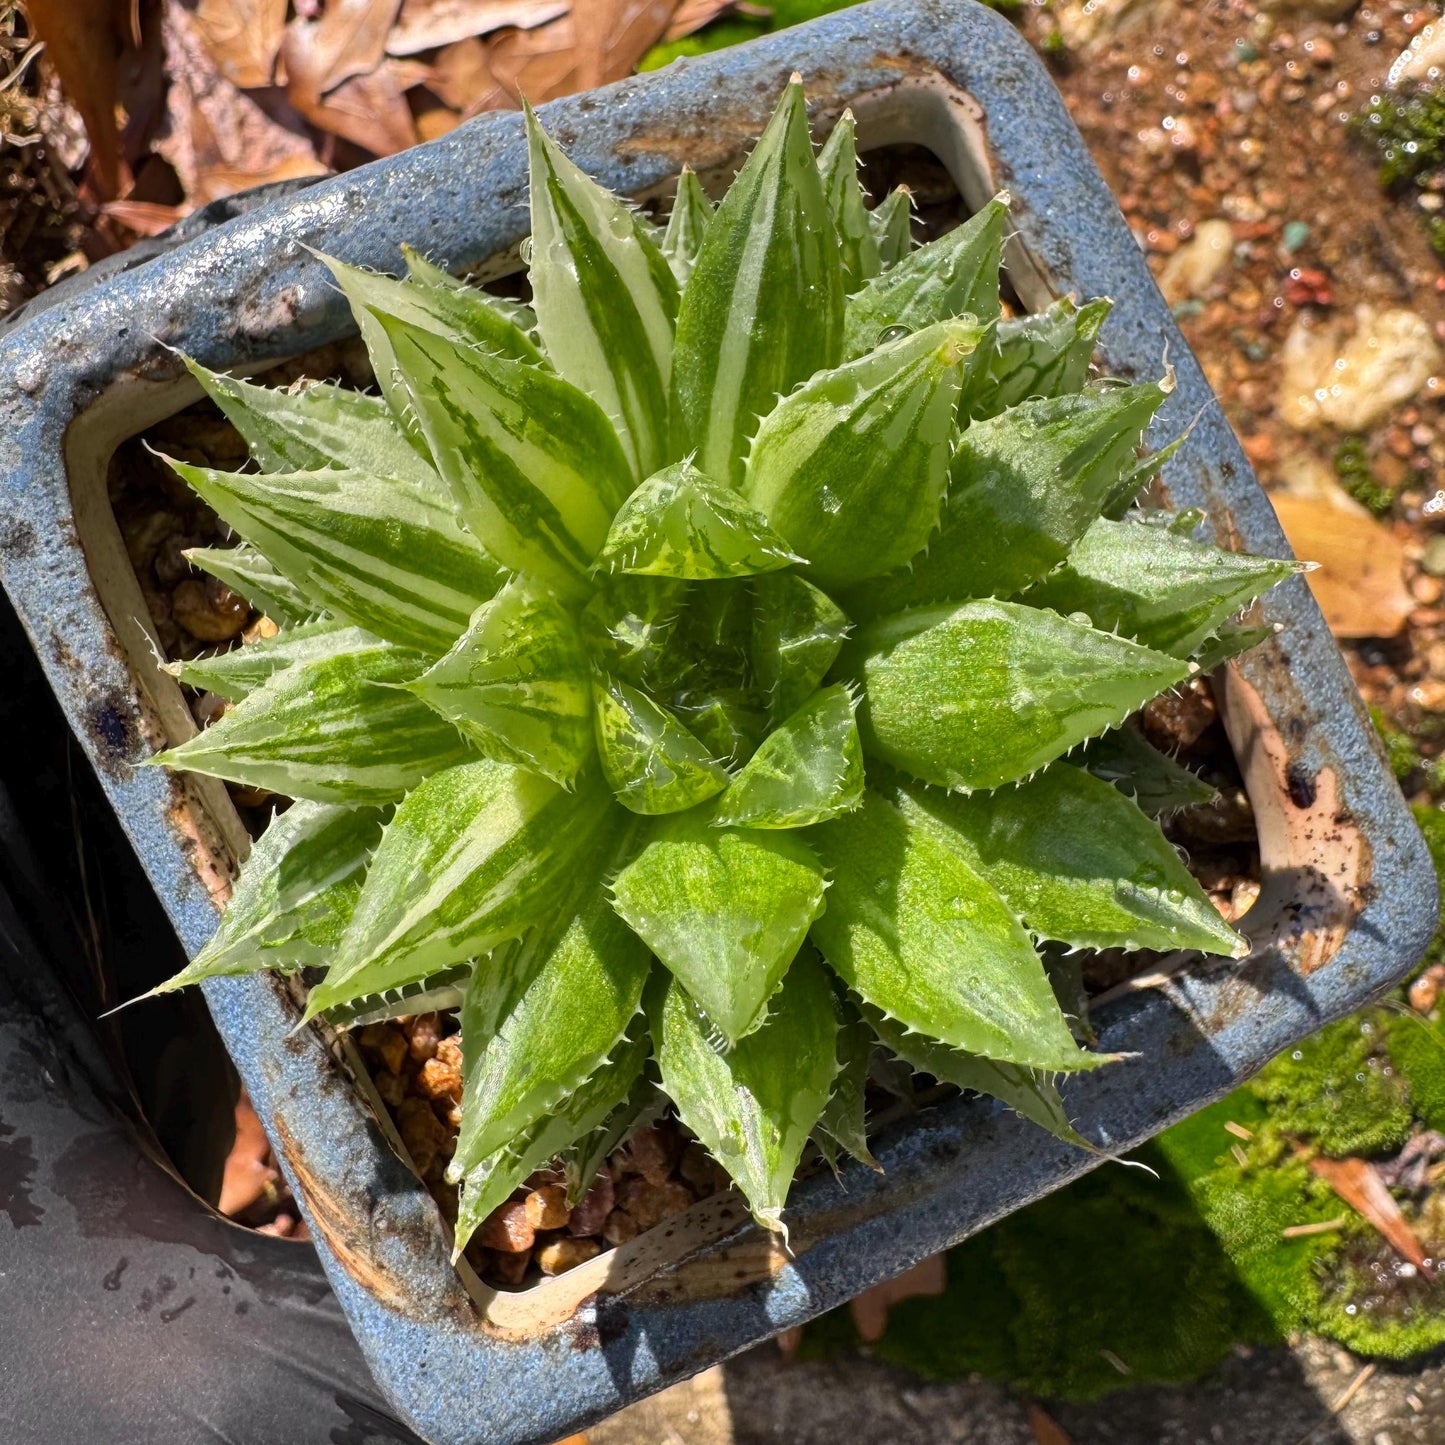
1334,438,1394,518
1352,91,1445,190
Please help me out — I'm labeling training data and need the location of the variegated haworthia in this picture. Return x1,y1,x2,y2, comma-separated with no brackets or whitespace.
147,80,1296,1252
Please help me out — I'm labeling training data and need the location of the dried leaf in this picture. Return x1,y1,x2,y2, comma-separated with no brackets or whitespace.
1309,1155,1434,1278
100,198,185,235
665,0,747,42
282,0,402,99
294,58,422,156
487,15,578,104
386,0,567,56
192,0,288,89
848,1257,946,1343
430,37,503,113
570,0,676,90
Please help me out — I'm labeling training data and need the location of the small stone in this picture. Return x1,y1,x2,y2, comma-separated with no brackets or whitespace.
374,1070,407,1107
536,1237,601,1276
406,1012,442,1063
568,1173,616,1237
1281,220,1311,252
488,1248,532,1286
172,577,249,642
1420,536,1445,577
602,1210,641,1247
618,1125,679,1185
1158,218,1234,304
1389,21,1445,88
616,1177,695,1231
192,691,228,728
524,1184,571,1231
360,1022,409,1077
396,1096,452,1181
416,1042,462,1106
478,1199,535,1254
1411,573,1443,605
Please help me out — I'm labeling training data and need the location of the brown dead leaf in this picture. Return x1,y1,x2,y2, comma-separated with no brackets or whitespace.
1309,1155,1435,1278
192,0,289,89
219,1093,277,1216
665,0,749,41
570,0,676,90
1027,1403,1076,1445
281,0,404,104
847,1255,947,1343
157,2,326,205
296,58,425,154
100,198,187,235
385,0,567,56
26,0,128,196
430,37,504,113
487,15,578,104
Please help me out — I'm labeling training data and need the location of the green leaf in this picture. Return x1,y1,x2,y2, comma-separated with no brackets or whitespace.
1194,621,1276,672
162,618,357,701
842,193,1008,360
863,1003,1089,1148
151,631,474,804
182,356,436,486
596,458,803,579
652,947,838,1232
612,802,827,1044
563,1077,667,1207
1022,517,1303,659
593,674,731,814
155,802,385,988
451,809,650,1178
525,103,679,479
580,575,689,689
398,243,545,352
848,599,1190,791
869,185,914,268
377,313,633,598
453,1030,648,1256
165,458,501,655
669,687,770,767
890,767,1245,957
714,684,863,828
671,76,844,487
816,998,879,1170
404,579,593,787
852,379,1172,619
304,759,613,1014
662,166,714,286
1077,724,1217,815
969,296,1111,418
750,571,851,722
811,789,1092,1070
817,108,880,292
322,252,543,437
320,963,471,1029
185,543,316,626
743,319,984,587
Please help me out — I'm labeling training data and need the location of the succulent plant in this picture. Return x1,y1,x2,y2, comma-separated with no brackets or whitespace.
148,79,1302,1251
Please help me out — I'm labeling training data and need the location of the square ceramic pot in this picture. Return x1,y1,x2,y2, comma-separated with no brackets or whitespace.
0,2,1436,1441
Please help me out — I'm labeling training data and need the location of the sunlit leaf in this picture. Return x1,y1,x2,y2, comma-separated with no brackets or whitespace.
817,108,880,292
185,543,316,626
163,618,356,701
399,242,545,352
165,457,501,654
652,947,838,1232
662,166,714,286
750,570,851,723
580,575,690,689
811,790,1093,1070
612,802,827,1044
596,458,803,579
869,184,913,268
672,76,844,486
305,760,613,1014
592,674,731,815
151,631,474,804
670,687,770,767
842,193,1008,360
848,599,1189,791
320,963,471,1030
744,319,985,587
969,296,1111,418
405,579,594,787
714,684,863,828
525,102,679,479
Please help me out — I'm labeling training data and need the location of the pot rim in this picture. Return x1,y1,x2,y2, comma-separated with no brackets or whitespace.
0,3,1435,1441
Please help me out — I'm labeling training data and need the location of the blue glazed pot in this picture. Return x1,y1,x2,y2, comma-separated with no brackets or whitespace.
0,3,1435,1441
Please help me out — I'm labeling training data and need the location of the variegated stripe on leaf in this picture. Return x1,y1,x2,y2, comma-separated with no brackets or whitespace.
151,631,473,805
303,760,613,1018
847,599,1190,792
652,947,838,1233
378,312,632,598
863,1003,1090,1149
811,789,1098,1072
406,579,594,787
743,319,986,588
662,167,714,286
817,108,880,293
156,802,386,989
451,808,650,1178
1021,515,1304,659
163,617,356,701
183,356,437,486
888,767,1245,957
454,1029,648,1256
612,802,828,1046
841,192,1009,360
165,457,501,655
714,683,863,828
671,75,844,487
525,102,679,480
596,458,803,580
141,78,1306,1240
185,543,316,626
